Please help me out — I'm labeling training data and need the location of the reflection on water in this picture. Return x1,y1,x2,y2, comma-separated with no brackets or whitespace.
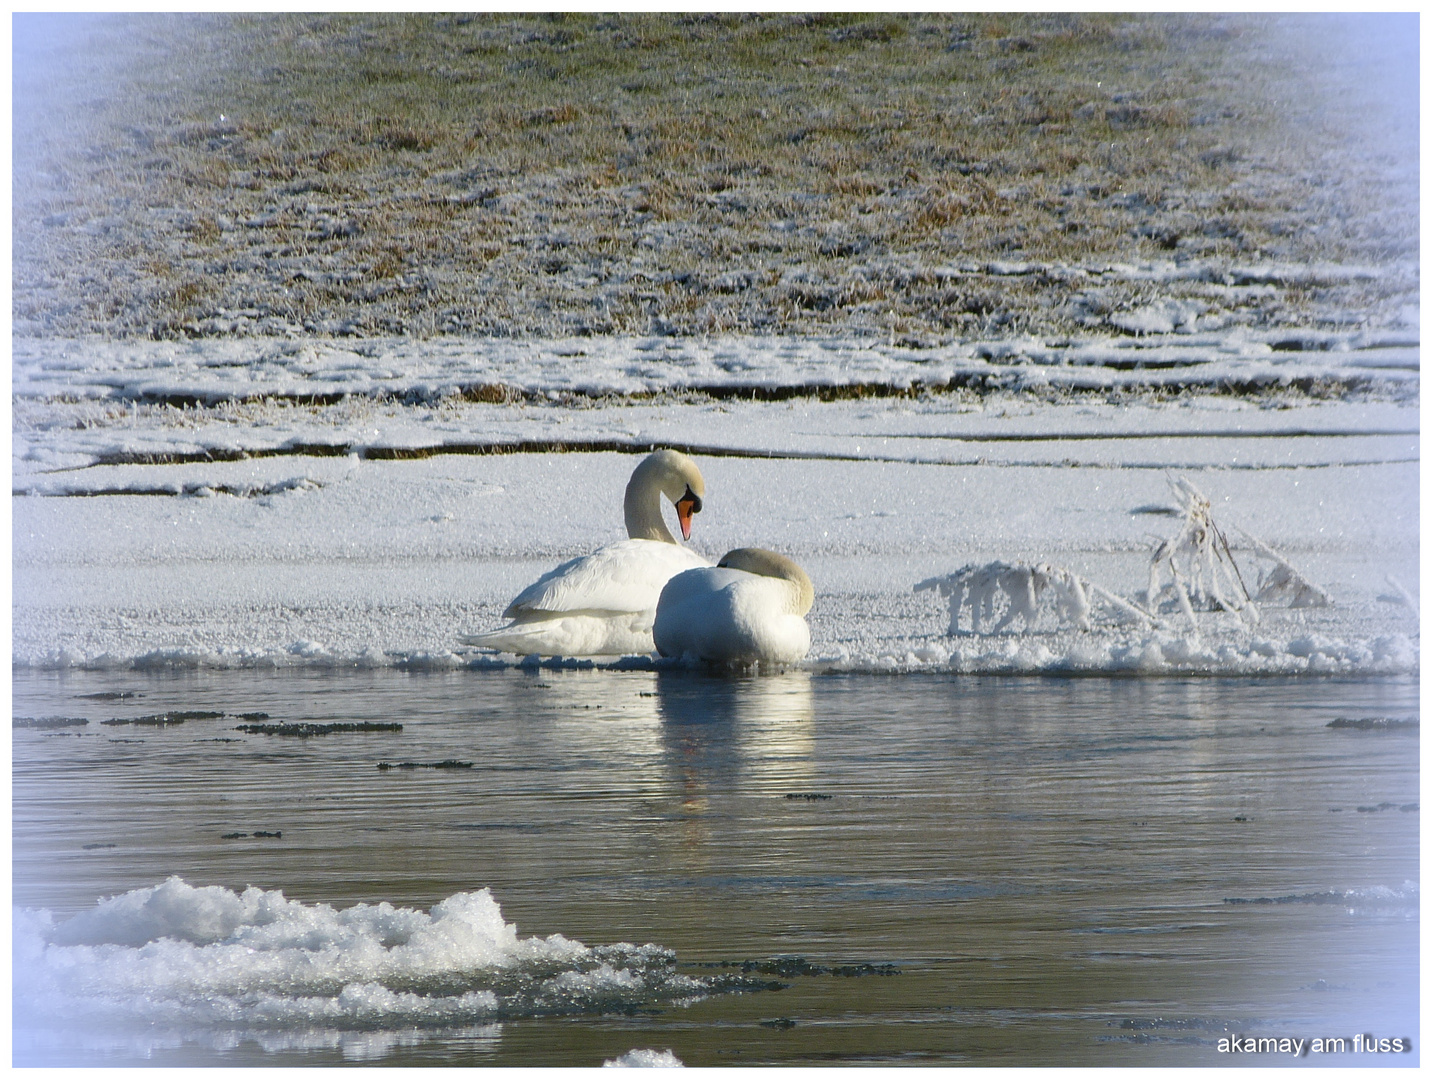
11,669,1420,1067
654,672,816,869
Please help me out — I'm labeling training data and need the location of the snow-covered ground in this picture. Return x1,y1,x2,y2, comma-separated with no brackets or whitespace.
12,334,1418,675
12,318,1418,407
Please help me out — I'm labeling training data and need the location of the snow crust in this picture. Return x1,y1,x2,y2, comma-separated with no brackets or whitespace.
12,334,1419,676
12,322,1418,404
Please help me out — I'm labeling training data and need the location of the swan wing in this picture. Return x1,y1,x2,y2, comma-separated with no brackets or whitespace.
462,611,657,657
505,539,712,618
654,569,811,663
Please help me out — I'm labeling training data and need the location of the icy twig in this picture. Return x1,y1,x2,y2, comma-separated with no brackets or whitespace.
916,561,1157,635
1236,529,1332,609
1085,582,1156,628
1148,476,1258,627
1385,575,1418,618
1167,560,1200,636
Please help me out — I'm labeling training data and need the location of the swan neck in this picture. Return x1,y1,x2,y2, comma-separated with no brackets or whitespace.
624,462,677,543
787,570,815,616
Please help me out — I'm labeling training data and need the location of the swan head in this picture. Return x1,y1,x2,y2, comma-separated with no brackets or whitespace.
717,547,814,615
624,449,705,543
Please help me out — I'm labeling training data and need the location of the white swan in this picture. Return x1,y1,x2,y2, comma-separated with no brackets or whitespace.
462,449,711,657
653,547,814,665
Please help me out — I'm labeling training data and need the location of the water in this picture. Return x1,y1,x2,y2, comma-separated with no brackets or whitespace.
12,668,1419,1067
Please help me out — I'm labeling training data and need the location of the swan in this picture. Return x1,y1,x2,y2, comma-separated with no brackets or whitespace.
462,449,711,657
653,547,814,665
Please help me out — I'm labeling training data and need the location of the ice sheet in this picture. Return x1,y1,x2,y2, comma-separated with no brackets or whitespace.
11,340,1418,674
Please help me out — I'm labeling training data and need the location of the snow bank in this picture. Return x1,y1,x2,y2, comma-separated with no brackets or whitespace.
820,630,1418,677
12,627,1417,678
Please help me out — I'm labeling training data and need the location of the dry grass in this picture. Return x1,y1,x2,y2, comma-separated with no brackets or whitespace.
12,12,1418,341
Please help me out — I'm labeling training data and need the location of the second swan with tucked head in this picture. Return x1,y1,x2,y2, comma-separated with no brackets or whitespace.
653,547,814,665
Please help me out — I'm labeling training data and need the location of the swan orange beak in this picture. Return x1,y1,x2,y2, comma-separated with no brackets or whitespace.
676,487,702,541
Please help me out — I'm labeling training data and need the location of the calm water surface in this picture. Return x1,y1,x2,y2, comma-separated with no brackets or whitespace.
12,669,1419,1067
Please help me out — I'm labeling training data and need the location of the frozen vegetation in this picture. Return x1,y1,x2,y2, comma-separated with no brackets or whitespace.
12,347,1419,674
915,477,1341,638
13,14,1418,341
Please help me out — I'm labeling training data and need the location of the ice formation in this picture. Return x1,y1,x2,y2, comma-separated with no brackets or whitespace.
12,877,721,1042
915,561,1154,635
915,476,1357,647
604,1048,686,1068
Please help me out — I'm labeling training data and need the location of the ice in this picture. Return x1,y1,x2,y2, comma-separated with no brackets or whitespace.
13,877,719,1047
10,324,1420,405
10,334,1419,676
605,1048,685,1068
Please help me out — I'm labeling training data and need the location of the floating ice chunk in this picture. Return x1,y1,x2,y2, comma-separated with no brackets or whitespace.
604,1048,685,1068
13,878,722,1047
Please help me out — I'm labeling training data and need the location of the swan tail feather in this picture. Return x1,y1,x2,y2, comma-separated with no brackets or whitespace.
461,611,655,658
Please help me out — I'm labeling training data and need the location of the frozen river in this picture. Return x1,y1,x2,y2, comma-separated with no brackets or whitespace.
12,667,1419,1067
11,332,1419,1065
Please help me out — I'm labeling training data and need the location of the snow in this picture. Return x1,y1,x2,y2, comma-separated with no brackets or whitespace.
12,876,711,1047
11,320,1419,405
11,333,1419,675
604,1048,685,1068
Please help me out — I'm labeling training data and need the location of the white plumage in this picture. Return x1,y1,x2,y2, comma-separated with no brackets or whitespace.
654,547,814,665
463,450,710,657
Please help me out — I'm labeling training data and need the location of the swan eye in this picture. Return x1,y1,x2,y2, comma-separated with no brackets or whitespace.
680,486,702,515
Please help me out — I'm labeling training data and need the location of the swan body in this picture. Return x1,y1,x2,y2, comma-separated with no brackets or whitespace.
654,547,814,665
463,450,710,657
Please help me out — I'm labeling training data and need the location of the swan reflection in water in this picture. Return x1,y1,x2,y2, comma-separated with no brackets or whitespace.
655,670,815,788
654,671,816,864
524,668,815,868
516,668,815,792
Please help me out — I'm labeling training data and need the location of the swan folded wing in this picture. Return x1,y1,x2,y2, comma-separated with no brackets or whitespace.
463,611,656,657
654,567,810,663
653,565,749,612
504,539,711,619
652,570,738,658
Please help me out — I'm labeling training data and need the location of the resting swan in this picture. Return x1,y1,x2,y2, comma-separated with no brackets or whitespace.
462,449,711,657
653,547,814,664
